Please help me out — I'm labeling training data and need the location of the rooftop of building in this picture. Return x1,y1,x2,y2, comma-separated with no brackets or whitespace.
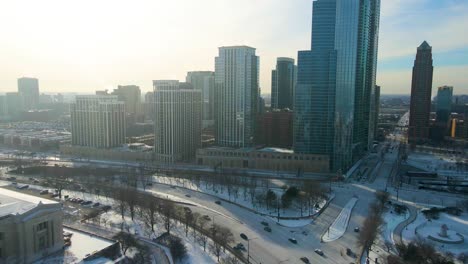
201,146,295,154
418,40,432,50
0,188,58,218
258,147,294,154
219,45,256,50
277,57,295,62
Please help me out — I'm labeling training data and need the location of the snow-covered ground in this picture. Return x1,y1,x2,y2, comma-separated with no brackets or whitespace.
153,175,327,219
402,211,468,256
322,197,358,242
406,153,467,179
383,210,409,245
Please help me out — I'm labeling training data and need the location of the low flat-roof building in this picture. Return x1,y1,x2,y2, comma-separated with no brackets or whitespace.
0,189,64,263
196,147,329,173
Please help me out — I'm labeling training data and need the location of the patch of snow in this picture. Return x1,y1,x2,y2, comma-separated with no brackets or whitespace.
322,197,358,242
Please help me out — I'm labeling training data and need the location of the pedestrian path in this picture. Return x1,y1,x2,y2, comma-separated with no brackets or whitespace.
322,197,358,242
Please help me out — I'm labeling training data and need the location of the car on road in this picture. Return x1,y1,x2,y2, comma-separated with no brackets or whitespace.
215,200,221,205
300,257,310,263
17,185,29,190
314,249,324,256
93,202,101,207
202,215,211,221
240,233,248,240
185,194,191,198
261,221,269,226
40,190,49,195
170,186,177,189
354,227,360,232
33,180,40,184
264,227,272,232
102,205,112,212
234,243,245,251
288,238,297,244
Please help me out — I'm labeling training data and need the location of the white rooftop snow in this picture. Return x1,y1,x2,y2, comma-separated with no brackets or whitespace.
0,188,57,217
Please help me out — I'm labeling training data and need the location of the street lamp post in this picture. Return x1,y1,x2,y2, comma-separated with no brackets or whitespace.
247,237,258,264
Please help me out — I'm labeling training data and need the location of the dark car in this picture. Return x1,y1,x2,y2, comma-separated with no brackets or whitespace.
289,238,297,244
300,257,310,263
354,227,360,232
102,205,112,212
261,221,269,226
240,233,248,240
314,249,324,256
185,194,191,198
264,227,272,232
215,200,221,205
234,243,245,251
40,190,49,195
93,202,101,207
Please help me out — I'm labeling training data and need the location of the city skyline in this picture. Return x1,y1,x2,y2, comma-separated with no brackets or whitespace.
1,0,467,95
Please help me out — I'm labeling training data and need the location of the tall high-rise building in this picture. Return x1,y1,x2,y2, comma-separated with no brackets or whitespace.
186,71,215,125
5,92,22,119
436,86,453,125
112,85,141,115
271,57,296,110
70,95,126,148
408,41,434,144
294,0,381,172
374,85,381,139
0,95,7,120
214,46,259,148
17,77,40,110
153,80,202,163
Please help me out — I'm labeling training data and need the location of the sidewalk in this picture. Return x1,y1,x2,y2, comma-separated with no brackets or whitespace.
393,205,417,245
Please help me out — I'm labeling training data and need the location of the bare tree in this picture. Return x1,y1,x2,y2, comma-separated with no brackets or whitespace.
125,188,139,221
218,226,234,253
114,187,128,220
375,190,390,208
142,195,159,233
160,200,175,234
113,232,139,256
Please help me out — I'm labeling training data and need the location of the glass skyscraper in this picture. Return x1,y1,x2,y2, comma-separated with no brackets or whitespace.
214,46,259,148
436,86,453,125
271,57,296,110
408,41,434,144
294,0,380,172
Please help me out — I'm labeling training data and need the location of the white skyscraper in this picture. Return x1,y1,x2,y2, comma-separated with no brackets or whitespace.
153,80,202,163
214,46,259,147
70,95,126,148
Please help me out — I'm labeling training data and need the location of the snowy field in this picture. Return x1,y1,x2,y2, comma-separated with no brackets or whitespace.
153,175,327,220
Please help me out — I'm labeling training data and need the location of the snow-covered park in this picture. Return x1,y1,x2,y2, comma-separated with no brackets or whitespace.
152,175,329,221
402,210,468,256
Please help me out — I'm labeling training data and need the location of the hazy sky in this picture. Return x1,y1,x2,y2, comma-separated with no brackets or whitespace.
0,0,467,96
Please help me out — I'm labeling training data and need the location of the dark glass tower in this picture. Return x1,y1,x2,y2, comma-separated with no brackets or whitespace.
436,86,453,125
271,57,295,110
408,41,434,144
294,0,380,172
